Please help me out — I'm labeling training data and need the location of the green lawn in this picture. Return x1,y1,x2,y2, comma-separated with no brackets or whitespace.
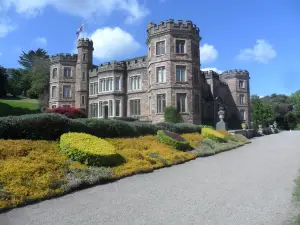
0,96,40,117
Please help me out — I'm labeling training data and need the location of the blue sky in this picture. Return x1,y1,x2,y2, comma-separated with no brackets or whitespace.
0,0,299,96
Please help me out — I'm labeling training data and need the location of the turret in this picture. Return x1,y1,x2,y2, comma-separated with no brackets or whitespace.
75,38,94,112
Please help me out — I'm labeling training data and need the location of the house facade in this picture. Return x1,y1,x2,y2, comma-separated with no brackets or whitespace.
49,19,251,129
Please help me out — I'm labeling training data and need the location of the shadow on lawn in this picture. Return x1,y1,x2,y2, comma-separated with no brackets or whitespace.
0,102,40,117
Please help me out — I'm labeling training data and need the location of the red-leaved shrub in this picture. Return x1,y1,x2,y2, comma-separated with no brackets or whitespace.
44,106,87,119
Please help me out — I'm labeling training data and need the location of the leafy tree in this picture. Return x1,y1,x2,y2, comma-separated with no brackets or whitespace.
18,48,49,70
289,90,300,116
0,65,8,97
284,111,298,130
251,95,276,127
7,69,24,96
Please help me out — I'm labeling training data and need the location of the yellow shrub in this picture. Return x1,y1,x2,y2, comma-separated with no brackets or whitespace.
181,133,204,148
60,132,124,167
0,140,68,209
202,128,227,143
216,129,231,137
106,135,197,179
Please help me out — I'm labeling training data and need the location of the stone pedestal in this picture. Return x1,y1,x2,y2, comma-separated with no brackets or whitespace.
216,121,227,130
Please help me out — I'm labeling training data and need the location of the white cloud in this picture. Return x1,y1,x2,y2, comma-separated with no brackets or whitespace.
200,44,218,63
236,39,276,64
201,68,223,74
34,37,47,46
73,27,140,60
0,19,16,38
0,0,149,24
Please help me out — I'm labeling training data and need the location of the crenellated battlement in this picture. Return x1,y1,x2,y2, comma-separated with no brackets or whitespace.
50,53,78,64
221,69,250,78
125,56,147,70
91,61,126,73
77,38,94,49
202,70,228,86
147,19,200,37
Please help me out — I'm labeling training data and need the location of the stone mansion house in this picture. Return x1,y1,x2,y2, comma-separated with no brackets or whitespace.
49,19,251,129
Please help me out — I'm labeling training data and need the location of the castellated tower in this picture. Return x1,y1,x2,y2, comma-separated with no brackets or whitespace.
221,69,251,127
75,38,94,112
147,19,202,124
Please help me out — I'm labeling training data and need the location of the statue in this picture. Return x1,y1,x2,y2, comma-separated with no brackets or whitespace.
218,106,225,122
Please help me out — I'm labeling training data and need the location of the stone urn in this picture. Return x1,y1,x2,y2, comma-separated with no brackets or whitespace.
216,107,227,130
270,124,275,134
218,106,225,122
273,121,277,129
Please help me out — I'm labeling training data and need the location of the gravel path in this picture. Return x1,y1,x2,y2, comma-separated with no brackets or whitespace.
1,131,300,225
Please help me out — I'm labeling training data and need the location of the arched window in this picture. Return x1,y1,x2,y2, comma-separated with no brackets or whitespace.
52,68,57,79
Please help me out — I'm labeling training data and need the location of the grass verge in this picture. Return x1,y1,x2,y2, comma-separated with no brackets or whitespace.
0,97,39,117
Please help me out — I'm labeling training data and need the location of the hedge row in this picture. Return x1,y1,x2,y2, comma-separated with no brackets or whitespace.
0,113,203,140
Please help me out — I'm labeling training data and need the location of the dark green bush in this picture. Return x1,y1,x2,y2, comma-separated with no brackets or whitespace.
114,117,137,122
0,113,90,140
164,106,183,123
155,122,201,134
157,130,192,151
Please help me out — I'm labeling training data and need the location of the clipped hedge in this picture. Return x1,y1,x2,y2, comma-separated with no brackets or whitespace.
202,127,227,143
0,113,90,140
155,122,201,134
60,132,124,167
157,130,192,151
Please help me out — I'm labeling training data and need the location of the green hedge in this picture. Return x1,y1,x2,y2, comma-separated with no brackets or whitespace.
0,114,205,140
157,130,192,151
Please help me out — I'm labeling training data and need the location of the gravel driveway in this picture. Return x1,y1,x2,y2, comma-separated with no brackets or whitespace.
1,131,300,225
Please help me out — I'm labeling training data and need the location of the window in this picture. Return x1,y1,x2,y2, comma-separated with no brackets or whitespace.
156,41,165,55
89,103,98,118
240,109,246,120
115,77,121,91
99,101,103,117
100,78,113,92
239,94,245,104
115,100,120,117
64,67,72,78
52,68,57,79
130,99,141,116
156,67,166,83
195,93,200,113
83,53,87,61
239,80,245,88
81,95,85,105
63,85,72,98
176,66,186,82
51,86,57,98
82,71,85,80
176,40,185,53
176,93,187,113
129,76,141,90
89,82,98,95
157,94,166,113
52,105,57,109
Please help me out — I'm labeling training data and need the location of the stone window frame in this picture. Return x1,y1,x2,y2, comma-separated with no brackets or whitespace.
174,38,187,54
128,74,142,91
238,80,245,89
156,93,167,114
128,98,141,116
82,71,86,80
63,67,72,78
175,92,188,114
99,76,114,93
62,85,72,99
52,67,58,79
51,85,57,99
175,64,187,82
81,95,85,105
239,94,245,104
239,109,246,120
83,53,87,61
155,39,166,56
89,102,99,118
51,104,57,109
114,99,122,117
115,76,121,91
155,65,167,84
89,82,98,96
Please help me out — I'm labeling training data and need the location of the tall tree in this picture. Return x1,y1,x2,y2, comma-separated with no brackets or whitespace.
0,65,8,97
251,95,276,127
289,90,300,116
7,69,24,97
18,48,49,70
